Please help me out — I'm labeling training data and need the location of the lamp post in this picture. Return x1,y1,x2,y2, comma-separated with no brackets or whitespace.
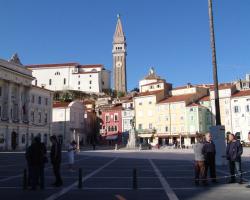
208,0,221,125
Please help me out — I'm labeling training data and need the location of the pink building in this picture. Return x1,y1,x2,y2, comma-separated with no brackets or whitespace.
100,104,123,143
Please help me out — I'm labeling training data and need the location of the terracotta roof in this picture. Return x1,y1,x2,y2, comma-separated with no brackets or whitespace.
31,85,53,92
141,80,164,87
53,102,71,108
136,90,164,97
79,64,103,68
102,104,123,111
158,94,194,104
27,63,79,68
232,90,250,98
210,83,234,91
187,102,200,107
199,95,210,102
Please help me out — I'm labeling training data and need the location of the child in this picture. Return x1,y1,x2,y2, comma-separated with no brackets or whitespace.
193,134,207,186
68,140,77,171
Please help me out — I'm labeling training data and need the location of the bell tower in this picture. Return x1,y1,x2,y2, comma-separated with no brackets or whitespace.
112,14,127,93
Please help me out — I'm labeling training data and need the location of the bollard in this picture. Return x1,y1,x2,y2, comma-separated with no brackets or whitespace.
23,169,27,190
132,168,137,190
78,168,83,189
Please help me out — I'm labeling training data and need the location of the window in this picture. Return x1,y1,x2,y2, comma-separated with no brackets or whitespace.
157,84,160,88
114,126,117,132
38,112,42,123
31,111,34,122
246,105,250,112
149,123,152,129
114,114,118,121
139,102,142,106
89,81,92,84
105,114,110,122
234,100,238,102
89,86,91,89
0,86,2,96
63,78,66,85
0,106,1,117
138,124,142,129
234,106,240,113
35,80,37,86
45,98,48,105
89,75,92,77
149,101,152,105
78,81,80,85
108,126,111,131
38,96,42,104
55,72,60,75
44,113,48,123
165,126,168,132
111,126,114,131
21,134,26,144
191,116,194,121
180,116,184,120
32,95,35,103
78,75,80,78
49,79,52,85
190,108,193,112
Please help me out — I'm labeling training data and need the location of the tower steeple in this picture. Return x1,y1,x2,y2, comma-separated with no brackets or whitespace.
112,14,127,93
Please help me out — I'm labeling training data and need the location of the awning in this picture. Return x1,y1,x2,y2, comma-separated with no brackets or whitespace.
138,134,153,138
106,135,118,140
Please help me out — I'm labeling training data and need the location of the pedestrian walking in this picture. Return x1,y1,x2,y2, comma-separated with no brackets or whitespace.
226,133,243,184
26,136,47,190
50,135,63,187
68,140,77,171
203,132,217,183
193,134,207,186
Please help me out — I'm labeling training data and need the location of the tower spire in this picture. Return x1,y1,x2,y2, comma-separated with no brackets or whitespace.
113,14,125,42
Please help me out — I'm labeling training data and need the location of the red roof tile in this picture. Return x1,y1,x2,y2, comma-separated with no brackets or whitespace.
232,90,250,97
79,64,103,68
210,83,234,91
141,80,164,87
53,102,71,108
27,63,79,68
199,95,210,101
136,90,164,97
159,94,194,103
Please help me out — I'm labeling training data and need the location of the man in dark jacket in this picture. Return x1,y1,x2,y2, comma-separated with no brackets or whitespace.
226,133,243,184
202,133,217,183
26,136,46,190
50,135,63,187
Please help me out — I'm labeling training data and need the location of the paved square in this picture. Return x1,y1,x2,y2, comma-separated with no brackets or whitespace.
1,150,250,200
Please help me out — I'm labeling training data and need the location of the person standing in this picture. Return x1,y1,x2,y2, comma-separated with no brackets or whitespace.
50,135,63,187
26,136,46,190
202,133,217,183
68,140,77,171
226,133,243,184
193,134,207,186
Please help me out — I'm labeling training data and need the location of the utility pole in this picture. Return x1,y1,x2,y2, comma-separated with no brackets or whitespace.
208,0,221,125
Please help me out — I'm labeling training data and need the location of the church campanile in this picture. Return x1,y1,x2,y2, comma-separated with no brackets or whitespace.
112,14,127,93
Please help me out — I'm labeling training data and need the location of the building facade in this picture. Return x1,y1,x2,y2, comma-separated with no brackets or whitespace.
100,104,123,142
52,101,86,147
0,55,53,150
112,15,127,93
28,63,111,94
121,99,134,132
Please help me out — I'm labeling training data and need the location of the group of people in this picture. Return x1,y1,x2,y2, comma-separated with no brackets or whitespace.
25,135,64,190
194,132,243,186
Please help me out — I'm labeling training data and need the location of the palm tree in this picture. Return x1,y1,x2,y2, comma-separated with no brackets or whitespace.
208,0,221,125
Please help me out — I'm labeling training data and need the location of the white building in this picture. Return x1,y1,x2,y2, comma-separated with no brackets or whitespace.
0,55,53,150
52,100,87,147
27,63,111,94
121,99,134,132
230,90,250,141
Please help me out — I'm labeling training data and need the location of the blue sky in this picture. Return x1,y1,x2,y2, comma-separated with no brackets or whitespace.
0,0,249,90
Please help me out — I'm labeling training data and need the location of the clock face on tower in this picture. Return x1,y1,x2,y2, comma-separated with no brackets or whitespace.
116,61,122,68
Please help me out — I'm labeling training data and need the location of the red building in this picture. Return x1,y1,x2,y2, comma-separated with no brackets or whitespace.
100,104,123,143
